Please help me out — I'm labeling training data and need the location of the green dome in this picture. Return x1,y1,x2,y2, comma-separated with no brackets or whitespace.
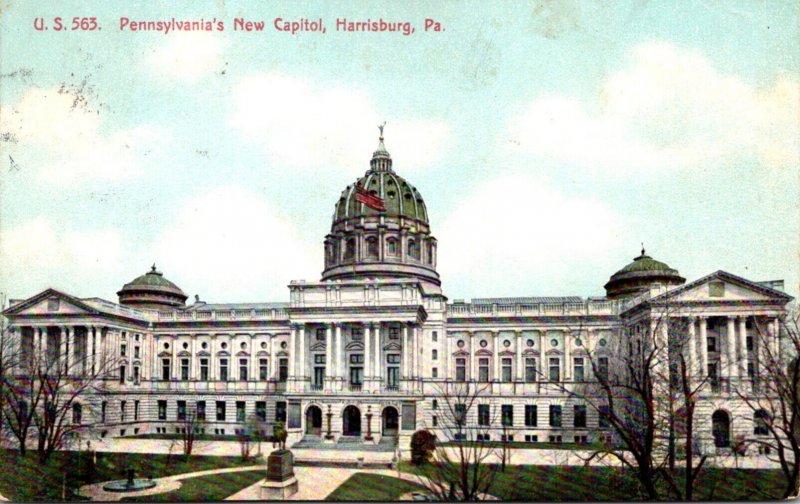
618,254,674,274
124,265,184,290
334,171,428,223
604,249,685,300
117,265,187,310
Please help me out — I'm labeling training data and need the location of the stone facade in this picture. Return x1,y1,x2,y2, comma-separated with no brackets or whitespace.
2,133,794,455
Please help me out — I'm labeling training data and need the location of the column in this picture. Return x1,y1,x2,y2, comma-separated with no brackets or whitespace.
374,324,382,385
364,323,372,390
414,324,421,386
59,327,68,373
738,316,748,384
726,317,737,381
402,325,409,380
539,331,546,380
335,323,343,387
288,325,297,388
515,330,523,382
699,317,708,377
87,325,95,376
298,325,306,388
563,330,572,381
325,324,333,389
773,317,781,361
470,332,477,381
412,324,419,380
492,331,500,382
687,318,697,377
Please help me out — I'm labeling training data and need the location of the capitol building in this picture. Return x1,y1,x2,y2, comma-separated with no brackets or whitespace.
2,131,794,454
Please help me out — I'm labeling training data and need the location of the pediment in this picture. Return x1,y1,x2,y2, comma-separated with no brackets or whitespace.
177,350,191,357
197,350,211,357
4,289,99,317
499,350,515,357
522,349,539,356
345,341,364,351
310,341,326,352
158,351,171,358
383,342,402,352
235,350,250,357
475,349,492,357
545,349,563,356
276,350,289,357
217,350,230,357
453,350,470,357
256,350,270,357
656,271,792,304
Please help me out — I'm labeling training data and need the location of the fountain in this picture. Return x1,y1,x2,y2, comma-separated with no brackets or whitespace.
102,469,157,492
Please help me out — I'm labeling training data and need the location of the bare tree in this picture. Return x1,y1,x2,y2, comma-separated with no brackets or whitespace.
417,381,500,501
176,405,204,458
736,308,800,499
0,324,119,462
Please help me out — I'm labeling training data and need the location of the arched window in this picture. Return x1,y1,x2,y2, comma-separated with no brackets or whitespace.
712,410,731,447
366,236,379,260
344,238,356,262
754,409,770,436
386,238,399,257
408,239,420,261
425,241,433,265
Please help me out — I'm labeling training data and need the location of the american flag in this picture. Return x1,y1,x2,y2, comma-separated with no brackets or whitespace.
354,184,386,211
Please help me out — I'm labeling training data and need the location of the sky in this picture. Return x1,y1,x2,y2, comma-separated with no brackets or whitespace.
0,0,798,304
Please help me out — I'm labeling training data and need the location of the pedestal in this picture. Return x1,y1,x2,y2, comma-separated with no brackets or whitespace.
260,450,298,500
260,477,298,500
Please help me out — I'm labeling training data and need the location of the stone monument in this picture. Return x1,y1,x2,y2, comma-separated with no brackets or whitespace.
259,449,298,499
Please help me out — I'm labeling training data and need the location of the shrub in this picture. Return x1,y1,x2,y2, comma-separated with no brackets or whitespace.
410,430,436,465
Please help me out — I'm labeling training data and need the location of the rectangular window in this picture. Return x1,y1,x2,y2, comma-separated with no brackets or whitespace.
314,354,326,364
478,404,490,426
236,401,246,422
279,358,289,381
351,327,363,341
181,358,189,380
573,357,585,382
502,405,513,427
197,401,206,422
73,404,82,424
314,367,325,387
432,399,438,410
597,357,609,382
478,358,489,383
599,405,610,428
432,416,437,426
101,401,107,423
432,367,438,378
316,328,326,341
746,336,754,352
134,400,140,421
502,358,513,382
350,354,364,364
157,400,166,421
707,337,717,352
275,401,287,424
134,346,140,358
239,359,248,381
216,401,226,421
456,358,466,382
432,331,438,342
256,401,267,421
220,359,229,381
389,327,400,340
387,354,401,364
525,358,537,382
177,400,187,421
350,366,363,385
120,344,127,357
387,367,400,388
549,405,562,427
432,349,438,360
162,359,171,381
574,405,587,428
120,401,127,422
133,366,140,384
119,365,126,384
200,359,209,381
549,358,560,382
454,403,467,428
525,405,537,427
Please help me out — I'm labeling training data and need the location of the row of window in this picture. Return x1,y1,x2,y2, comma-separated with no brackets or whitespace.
156,400,288,424
455,404,607,428
330,236,434,264
453,357,609,382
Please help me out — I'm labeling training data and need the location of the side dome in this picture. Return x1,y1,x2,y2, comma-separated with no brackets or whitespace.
604,248,686,300
321,125,440,288
117,264,188,310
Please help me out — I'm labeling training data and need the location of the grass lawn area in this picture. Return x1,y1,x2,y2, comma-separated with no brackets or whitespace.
122,470,265,502
0,449,257,502
326,473,427,501
401,462,786,501
439,441,613,451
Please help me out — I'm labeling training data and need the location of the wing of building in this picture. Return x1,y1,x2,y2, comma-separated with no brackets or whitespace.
2,130,794,454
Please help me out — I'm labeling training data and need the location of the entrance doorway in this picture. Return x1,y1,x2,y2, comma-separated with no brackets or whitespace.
382,406,399,436
305,406,322,436
342,405,361,436
712,410,730,447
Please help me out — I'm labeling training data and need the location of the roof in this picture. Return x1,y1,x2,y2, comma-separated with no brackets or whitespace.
186,302,289,311
616,250,677,275
121,265,184,292
467,296,585,305
652,270,794,302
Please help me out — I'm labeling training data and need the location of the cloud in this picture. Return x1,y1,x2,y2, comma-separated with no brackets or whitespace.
145,32,227,83
0,87,163,184
228,73,451,172
0,218,125,297
506,41,799,174
437,175,622,296
151,185,318,301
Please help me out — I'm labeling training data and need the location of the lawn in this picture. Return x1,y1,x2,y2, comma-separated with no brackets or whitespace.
326,473,427,501
122,470,265,502
0,449,257,502
401,462,786,501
